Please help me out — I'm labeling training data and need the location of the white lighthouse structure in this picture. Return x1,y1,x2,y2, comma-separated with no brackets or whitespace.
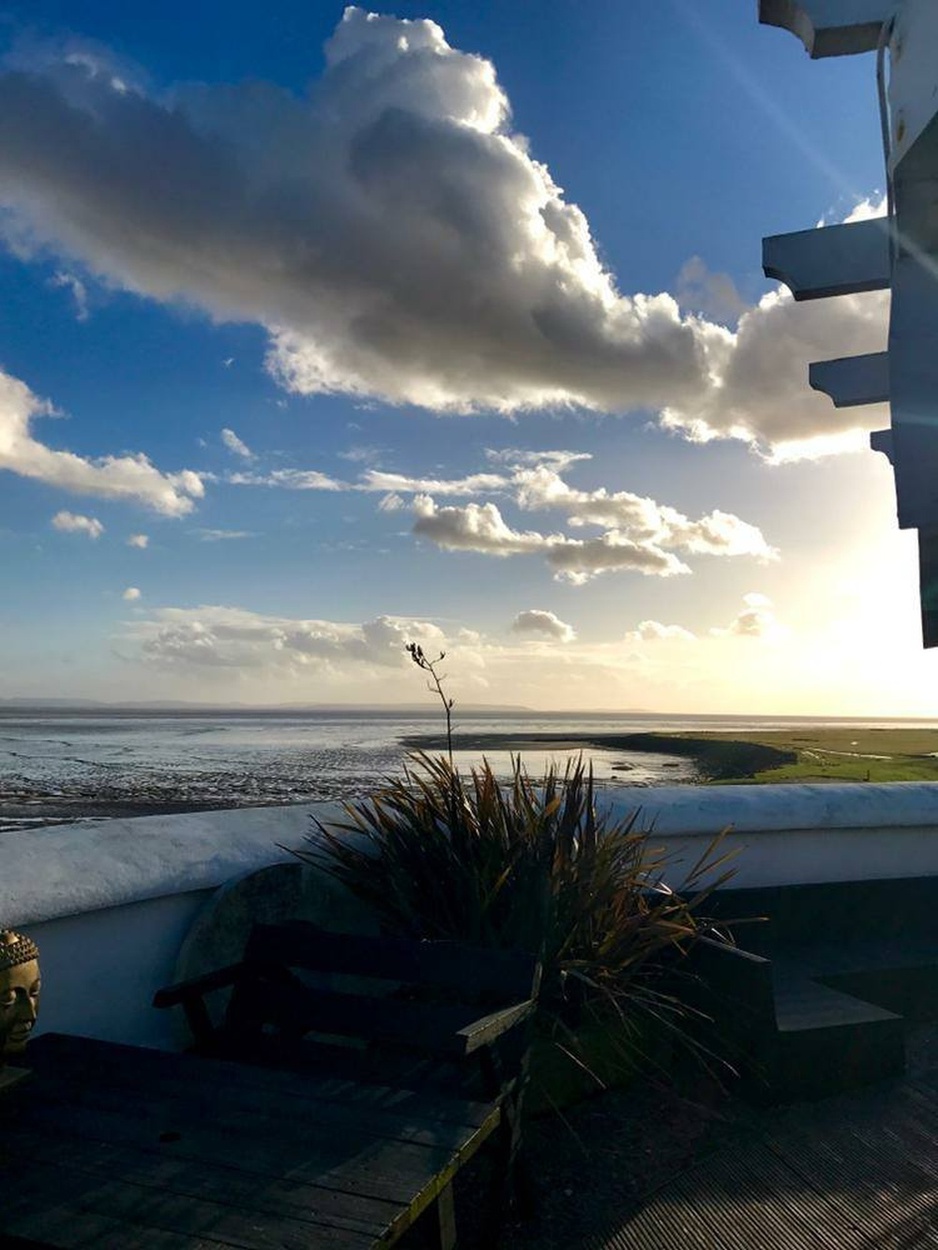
761,0,938,644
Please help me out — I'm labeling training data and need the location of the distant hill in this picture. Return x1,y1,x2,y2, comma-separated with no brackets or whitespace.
0,698,534,715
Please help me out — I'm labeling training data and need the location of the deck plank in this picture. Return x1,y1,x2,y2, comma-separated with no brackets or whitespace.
592,1073,938,1250
0,1034,502,1249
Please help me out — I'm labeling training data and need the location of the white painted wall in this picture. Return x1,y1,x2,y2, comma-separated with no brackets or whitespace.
20,891,211,1051
603,782,938,887
1,803,343,1051
890,0,938,170
4,783,938,1050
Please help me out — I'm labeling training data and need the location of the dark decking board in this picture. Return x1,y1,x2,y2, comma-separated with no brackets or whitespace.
0,1034,501,1249
594,1074,938,1250
35,1032,495,1127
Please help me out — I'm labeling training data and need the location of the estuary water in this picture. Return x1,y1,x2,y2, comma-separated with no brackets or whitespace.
0,707,923,832
0,708,701,831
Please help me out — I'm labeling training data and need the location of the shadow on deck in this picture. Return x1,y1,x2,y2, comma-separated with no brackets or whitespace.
591,1040,938,1249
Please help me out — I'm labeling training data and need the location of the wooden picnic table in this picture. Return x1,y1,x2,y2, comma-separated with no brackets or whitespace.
0,1033,503,1248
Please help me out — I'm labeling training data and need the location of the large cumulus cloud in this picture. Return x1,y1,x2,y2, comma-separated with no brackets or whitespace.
0,8,886,456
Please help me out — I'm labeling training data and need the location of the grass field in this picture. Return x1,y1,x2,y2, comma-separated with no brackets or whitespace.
403,726,938,784
663,728,938,783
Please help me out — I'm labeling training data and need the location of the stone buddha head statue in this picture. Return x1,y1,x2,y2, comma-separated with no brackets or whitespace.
0,930,40,1064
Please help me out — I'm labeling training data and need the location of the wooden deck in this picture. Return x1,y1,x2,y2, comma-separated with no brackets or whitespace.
593,1066,938,1249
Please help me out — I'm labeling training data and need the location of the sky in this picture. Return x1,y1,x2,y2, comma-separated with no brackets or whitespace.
0,0,931,715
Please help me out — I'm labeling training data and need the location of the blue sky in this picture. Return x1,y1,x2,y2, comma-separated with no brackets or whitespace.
0,1,930,713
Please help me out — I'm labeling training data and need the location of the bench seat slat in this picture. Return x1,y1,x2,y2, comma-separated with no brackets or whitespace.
246,921,536,1001
230,976,533,1060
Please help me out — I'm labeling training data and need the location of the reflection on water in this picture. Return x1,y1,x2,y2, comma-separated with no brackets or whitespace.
448,747,693,786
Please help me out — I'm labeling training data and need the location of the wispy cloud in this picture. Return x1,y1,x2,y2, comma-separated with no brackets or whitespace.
195,528,254,542
360,470,507,496
127,533,149,548
220,427,254,460
49,269,89,321
229,469,347,491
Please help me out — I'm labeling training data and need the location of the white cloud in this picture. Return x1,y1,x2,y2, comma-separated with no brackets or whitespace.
220,427,254,460
412,495,553,557
122,586,141,601
512,464,777,560
52,509,103,538
711,593,781,639
660,285,889,460
406,447,774,584
127,533,149,548
378,492,405,512
128,606,445,672
511,609,575,642
840,196,887,225
412,494,689,582
1,369,203,515
626,620,697,642
0,14,888,458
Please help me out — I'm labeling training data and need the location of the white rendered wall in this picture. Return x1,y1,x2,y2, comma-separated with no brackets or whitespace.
19,891,212,1051
0,803,343,1050
603,782,938,887
4,783,938,1050
890,0,938,170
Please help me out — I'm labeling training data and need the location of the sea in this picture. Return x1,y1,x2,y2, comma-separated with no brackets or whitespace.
0,707,929,833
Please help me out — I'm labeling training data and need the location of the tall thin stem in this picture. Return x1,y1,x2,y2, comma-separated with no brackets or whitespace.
405,643,454,766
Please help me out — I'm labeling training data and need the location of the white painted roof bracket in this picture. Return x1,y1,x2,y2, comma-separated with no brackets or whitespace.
759,0,894,57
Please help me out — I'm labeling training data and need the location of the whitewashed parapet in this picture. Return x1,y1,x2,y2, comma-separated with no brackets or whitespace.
0,803,345,929
5,785,938,928
3,785,938,1048
604,781,938,888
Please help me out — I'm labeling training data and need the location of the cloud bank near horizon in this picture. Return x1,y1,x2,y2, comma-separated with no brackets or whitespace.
0,9,886,459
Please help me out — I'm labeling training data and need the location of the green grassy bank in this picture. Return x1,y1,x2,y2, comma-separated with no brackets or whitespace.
402,727,938,784
656,727,938,784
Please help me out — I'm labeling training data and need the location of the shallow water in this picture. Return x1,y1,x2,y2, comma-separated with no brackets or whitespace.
3,708,930,832
0,710,701,830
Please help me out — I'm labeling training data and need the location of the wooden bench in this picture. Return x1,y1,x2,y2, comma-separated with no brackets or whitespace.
690,876,938,1102
692,936,907,1101
154,921,540,1247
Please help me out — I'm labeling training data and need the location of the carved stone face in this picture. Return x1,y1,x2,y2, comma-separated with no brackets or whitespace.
0,958,41,1060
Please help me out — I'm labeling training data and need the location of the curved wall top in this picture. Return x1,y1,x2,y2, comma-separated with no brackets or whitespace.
4,782,938,927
